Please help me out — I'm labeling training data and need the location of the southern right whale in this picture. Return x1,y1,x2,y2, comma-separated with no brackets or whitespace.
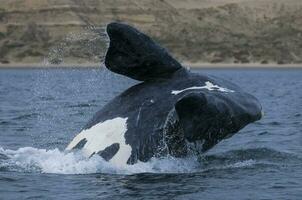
66,22,262,165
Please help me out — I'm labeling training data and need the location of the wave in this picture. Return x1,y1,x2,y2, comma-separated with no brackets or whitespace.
0,147,201,175
202,147,300,163
199,147,301,173
11,113,39,121
0,147,296,175
0,121,17,125
67,103,97,108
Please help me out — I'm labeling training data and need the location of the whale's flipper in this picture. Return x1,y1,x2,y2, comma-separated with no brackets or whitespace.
105,22,182,81
175,93,262,152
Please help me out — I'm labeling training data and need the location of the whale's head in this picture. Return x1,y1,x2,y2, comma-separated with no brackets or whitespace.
105,22,182,81
174,92,262,152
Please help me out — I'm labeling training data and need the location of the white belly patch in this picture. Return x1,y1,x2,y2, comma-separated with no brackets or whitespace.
171,81,234,95
66,117,131,165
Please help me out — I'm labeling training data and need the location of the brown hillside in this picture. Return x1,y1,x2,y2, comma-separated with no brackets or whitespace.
0,0,301,64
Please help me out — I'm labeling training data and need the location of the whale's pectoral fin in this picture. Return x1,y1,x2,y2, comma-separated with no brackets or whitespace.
104,22,182,81
175,93,262,152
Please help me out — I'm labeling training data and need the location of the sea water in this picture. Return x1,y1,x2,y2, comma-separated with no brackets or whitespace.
0,67,301,199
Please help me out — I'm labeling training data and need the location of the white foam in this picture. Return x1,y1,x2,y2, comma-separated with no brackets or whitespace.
0,147,200,174
0,146,261,175
171,81,234,95
202,159,257,172
66,117,131,166
225,159,256,168
0,147,105,174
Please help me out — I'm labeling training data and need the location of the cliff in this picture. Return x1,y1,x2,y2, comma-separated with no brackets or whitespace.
0,0,302,65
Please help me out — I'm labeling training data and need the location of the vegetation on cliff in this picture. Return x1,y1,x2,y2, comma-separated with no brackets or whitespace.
0,0,301,64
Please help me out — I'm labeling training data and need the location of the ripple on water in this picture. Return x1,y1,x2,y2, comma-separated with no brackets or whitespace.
1,69,302,199
11,113,39,121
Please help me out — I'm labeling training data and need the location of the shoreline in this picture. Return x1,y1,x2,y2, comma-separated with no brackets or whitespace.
1,62,302,69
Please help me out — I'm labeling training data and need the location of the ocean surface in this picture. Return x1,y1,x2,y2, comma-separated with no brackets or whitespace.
0,67,301,200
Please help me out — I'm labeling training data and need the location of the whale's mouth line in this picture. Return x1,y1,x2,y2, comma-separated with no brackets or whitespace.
171,81,235,95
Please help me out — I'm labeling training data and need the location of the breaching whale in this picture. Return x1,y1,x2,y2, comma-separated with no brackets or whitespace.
66,22,262,165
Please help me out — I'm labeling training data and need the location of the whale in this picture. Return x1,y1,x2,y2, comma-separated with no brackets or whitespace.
66,22,262,165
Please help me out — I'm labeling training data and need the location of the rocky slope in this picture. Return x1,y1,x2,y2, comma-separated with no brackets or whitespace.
0,0,302,64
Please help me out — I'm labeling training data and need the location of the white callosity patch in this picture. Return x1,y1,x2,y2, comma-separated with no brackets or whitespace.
171,81,235,95
66,117,131,165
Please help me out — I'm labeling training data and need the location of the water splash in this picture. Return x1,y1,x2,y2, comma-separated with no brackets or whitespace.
0,146,291,175
0,147,200,175
46,26,108,65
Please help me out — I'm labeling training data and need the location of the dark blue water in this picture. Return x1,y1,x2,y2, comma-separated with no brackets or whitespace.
0,68,301,199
